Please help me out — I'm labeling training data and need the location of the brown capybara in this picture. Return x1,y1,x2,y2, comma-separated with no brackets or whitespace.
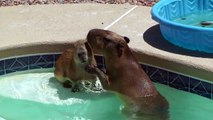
86,29,169,119
54,40,98,92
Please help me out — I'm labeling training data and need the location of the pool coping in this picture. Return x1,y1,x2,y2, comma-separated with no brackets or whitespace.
0,4,212,98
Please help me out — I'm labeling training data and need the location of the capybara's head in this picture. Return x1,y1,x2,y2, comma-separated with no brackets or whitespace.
74,41,93,64
87,29,130,57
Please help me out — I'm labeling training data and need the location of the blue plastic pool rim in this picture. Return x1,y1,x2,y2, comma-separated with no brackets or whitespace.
151,0,213,32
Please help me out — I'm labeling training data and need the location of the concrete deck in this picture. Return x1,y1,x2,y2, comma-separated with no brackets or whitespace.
0,4,212,82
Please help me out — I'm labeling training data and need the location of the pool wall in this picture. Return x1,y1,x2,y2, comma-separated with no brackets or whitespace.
151,0,213,53
0,53,212,99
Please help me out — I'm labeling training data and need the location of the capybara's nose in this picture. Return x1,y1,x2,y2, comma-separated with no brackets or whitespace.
81,58,87,63
82,60,87,63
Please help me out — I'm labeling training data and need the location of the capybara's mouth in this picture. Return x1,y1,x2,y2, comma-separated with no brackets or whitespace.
79,58,87,63
81,60,87,63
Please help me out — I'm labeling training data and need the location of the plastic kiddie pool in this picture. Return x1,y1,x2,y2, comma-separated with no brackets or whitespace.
151,0,213,53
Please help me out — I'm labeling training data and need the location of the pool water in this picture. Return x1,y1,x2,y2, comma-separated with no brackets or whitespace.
172,11,213,28
0,69,212,120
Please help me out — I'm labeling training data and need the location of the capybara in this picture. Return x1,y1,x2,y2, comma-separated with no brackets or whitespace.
54,40,98,92
86,29,169,120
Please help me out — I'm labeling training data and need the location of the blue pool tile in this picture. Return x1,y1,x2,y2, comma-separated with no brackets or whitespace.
41,55,54,62
200,93,211,99
145,66,156,75
5,69,16,74
0,60,4,75
29,55,54,69
29,55,41,65
190,78,212,99
5,58,16,70
0,60,4,70
211,84,213,99
53,54,61,67
29,63,54,69
168,73,190,92
146,66,168,84
5,57,28,73
0,71,4,75
17,57,29,67
54,54,61,62
140,64,147,72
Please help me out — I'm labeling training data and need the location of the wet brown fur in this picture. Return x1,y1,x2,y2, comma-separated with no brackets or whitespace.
87,29,169,119
54,40,97,89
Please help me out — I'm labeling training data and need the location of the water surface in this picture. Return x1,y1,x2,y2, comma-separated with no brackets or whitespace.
0,69,212,120
172,11,213,28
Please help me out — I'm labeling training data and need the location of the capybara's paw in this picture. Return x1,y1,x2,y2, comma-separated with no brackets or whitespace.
62,81,73,88
92,86,103,91
71,85,81,92
85,64,97,74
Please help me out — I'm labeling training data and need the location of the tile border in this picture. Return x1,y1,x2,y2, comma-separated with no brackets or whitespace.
0,53,212,99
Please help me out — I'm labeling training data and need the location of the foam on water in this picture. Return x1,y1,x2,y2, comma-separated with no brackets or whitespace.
0,72,85,105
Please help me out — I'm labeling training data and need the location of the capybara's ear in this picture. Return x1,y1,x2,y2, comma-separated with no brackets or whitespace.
124,36,130,43
84,42,93,58
116,43,124,57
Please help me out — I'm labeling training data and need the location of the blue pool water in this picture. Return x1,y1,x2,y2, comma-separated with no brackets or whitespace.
173,11,213,28
0,69,213,120
152,0,213,53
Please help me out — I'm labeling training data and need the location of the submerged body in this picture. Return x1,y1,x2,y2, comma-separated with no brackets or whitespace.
86,29,169,119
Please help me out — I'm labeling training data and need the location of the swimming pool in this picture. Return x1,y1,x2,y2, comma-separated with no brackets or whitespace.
0,68,212,120
0,54,212,120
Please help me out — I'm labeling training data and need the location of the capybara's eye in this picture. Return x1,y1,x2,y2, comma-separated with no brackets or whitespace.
103,37,111,43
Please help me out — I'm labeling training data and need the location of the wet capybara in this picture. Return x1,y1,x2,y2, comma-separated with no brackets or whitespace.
86,29,169,120
54,40,98,92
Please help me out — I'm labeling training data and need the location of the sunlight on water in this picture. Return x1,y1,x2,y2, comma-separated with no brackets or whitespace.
0,69,212,120
172,11,213,28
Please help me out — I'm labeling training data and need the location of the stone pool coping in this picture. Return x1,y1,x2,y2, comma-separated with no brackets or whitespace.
0,3,212,83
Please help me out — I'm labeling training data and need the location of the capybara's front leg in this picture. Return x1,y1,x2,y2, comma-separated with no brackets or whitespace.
62,80,73,88
85,64,110,89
